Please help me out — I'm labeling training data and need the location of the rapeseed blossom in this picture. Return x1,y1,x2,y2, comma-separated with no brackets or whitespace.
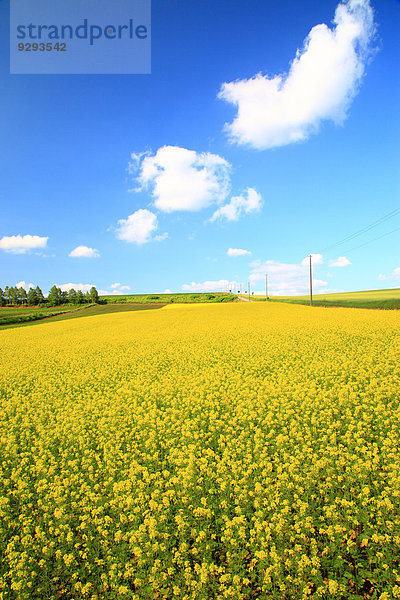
0,302,399,598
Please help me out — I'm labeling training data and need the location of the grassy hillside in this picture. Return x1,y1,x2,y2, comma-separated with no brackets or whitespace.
0,303,165,331
249,288,400,309
0,304,89,327
100,292,236,304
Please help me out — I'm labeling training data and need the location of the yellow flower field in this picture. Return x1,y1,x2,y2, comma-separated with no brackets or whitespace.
0,303,399,600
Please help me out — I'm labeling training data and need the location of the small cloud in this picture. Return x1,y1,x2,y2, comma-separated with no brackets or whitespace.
218,0,375,149
69,245,100,258
377,267,400,281
164,288,172,293
110,283,131,291
58,283,95,292
16,281,34,290
210,188,262,222
0,234,48,254
329,256,351,267
301,253,323,267
115,209,167,245
227,247,252,257
182,279,230,292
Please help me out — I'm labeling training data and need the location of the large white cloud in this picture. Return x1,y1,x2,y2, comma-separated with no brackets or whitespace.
227,247,251,257
0,234,48,254
250,259,328,296
219,0,375,150
131,146,231,212
182,279,230,292
69,245,100,258
115,209,167,245
210,188,262,222
329,256,351,267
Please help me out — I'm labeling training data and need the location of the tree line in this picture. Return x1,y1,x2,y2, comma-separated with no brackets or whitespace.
0,285,99,307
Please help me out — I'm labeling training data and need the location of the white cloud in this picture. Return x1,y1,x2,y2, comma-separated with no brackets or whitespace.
16,281,34,290
58,283,95,292
210,188,262,222
250,259,327,295
69,245,100,258
379,267,400,281
0,234,48,254
110,283,130,291
131,146,231,212
182,280,230,292
329,256,351,267
301,253,324,267
227,247,252,257
164,289,172,293
218,0,375,150
116,209,167,245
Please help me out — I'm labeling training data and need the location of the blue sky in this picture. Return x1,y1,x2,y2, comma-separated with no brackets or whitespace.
0,0,399,296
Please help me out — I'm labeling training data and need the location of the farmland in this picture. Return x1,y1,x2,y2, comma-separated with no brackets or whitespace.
0,305,89,327
250,288,400,310
0,303,399,599
100,293,236,304
0,304,165,331
0,292,236,329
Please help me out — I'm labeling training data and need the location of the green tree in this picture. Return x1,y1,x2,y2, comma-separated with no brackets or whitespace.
76,290,84,304
27,288,38,306
17,287,27,305
8,286,18,305
35,286,44,304
0,288,4,307
48,285,62,306
90,286,99,303
68,289,78,304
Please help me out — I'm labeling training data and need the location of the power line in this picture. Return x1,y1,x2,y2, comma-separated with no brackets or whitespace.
334,225,400,256
319,207,400,253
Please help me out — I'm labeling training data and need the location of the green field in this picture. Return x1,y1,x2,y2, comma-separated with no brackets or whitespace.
0,305,89,327
100,292,236,304
248,287,400,310
0,303,165,330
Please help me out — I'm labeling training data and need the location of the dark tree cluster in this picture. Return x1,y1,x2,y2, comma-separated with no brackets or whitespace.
0,285,99,307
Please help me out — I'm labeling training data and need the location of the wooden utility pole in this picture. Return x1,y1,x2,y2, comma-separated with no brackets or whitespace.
309,254,313,307
265,273,268,301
